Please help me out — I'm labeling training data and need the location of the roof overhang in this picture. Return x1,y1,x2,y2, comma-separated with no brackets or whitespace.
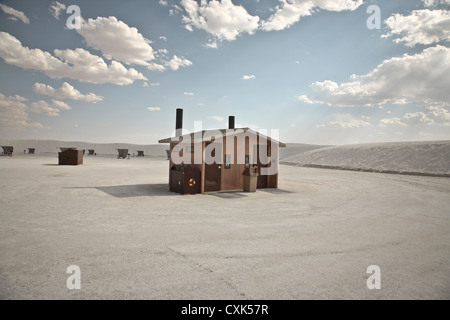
158,128,286,147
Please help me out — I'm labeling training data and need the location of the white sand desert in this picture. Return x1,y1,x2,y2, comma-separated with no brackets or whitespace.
0,139,449,299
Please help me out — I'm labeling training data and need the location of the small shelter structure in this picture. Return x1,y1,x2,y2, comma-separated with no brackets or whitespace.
159,109,285,194
1,146,14,156
58,148,83,165
117,149,129,159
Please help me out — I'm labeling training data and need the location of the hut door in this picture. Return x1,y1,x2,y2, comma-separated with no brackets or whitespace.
204,143,221,192
254,144,268,188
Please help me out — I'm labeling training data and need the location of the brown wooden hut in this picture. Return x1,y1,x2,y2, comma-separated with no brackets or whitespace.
159,109,285,194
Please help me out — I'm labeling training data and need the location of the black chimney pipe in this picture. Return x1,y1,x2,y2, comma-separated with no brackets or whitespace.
228,116,235,129
176,108,183,136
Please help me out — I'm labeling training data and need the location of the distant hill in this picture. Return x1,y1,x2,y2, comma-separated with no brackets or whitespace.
0,139,168,157
281,140,450,177
279,143,331,160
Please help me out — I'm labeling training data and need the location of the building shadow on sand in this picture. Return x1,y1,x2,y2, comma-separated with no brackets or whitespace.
65,184,176,198
96,184,177,198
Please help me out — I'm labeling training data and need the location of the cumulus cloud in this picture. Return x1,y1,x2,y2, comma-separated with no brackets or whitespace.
242,74,256,80
166,55,192,70
49,1,66,20
30,99,71,117
33,82,103,103
184,92,194,96
203,40,218,49
383,9,450,47
180,0,259,41
0,93,43,132
0,32,146,85
316,115,371,129
0,3,30,24
147,62,167,72
147,107,160,111
299,45,450,107
422,0,450,7
159,0,169,6
77,16,156,67
380,105,450,127
261,0,363,31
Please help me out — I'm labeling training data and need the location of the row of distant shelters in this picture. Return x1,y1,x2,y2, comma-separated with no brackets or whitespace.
58,148,145,165
1,145,146,160
1,147,39,155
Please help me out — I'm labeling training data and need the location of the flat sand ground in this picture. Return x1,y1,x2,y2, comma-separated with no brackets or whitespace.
1,156,449,299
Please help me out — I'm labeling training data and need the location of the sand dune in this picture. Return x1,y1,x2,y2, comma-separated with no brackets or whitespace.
0,139,168,157
2,139,450,176
282,140,450,176
279,143,331,160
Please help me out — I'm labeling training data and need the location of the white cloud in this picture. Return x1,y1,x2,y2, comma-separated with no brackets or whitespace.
299,45,450,107
427,104,450,124
30,99,71,117
147,107,160,111
0,32,147,85
158,48,169,56
317,116,371,129
184,92,194,96
422,0,450,7
52,99,71,110
0,93,43,132
0,3,30,24
49,1,66,20
242,74,256,80
261,0,363,31
150,82,160,86
383,9,450,47
180,0,259,41
203,40,218,49
166,55,192,70
380,105,450,127
170,5,184,16
74,16,191,73
147,62,166,72
33,82,103,103
159,0,169,6
77,16,156,67
210,116,224,121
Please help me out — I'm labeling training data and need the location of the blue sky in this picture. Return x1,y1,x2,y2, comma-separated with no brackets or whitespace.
0,0,449,144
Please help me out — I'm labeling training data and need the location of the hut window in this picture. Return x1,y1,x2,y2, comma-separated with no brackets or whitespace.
224,155,231,169
245,155,250,168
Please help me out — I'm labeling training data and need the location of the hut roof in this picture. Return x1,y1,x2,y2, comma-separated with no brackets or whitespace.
158,127,286,147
